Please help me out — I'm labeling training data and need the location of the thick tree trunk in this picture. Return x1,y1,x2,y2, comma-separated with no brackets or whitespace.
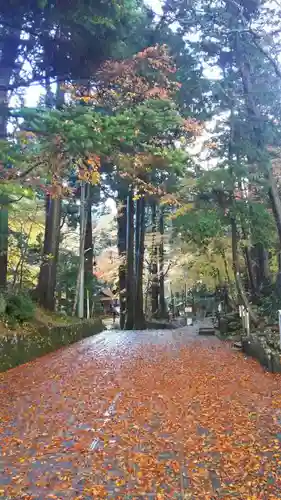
0,31,20,288
125,190,135,330
37,196,62,310
0,31,19,138
268,171,281,258
37,83,64,310
134,196,146,329
0,200,8,289
238,50,281,257
57,285,62,311
236,182,257,298
230,216,258,325
220,249,231,286
66,287,72,314
135,195,141,279
117,190,127,330
151,201,159,317
251,243,271,291
243,245,257,297
84,186,93,316
159,207,167,318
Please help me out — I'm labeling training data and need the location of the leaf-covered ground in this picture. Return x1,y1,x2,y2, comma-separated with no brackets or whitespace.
1,328,281,499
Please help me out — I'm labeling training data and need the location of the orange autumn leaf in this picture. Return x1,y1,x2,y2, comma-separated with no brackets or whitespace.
2,327,281,498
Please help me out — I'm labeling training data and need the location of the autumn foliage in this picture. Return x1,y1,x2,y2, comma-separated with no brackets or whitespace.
97,44,181,105
0,44,202,201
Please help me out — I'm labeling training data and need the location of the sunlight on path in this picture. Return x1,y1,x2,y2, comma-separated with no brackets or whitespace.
1,326,281,498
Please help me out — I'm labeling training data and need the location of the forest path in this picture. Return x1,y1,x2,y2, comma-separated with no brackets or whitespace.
1,324,281,498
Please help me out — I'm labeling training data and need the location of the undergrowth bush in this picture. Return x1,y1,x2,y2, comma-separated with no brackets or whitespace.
5,293,35,324
0,294,6,315
258,293,280,323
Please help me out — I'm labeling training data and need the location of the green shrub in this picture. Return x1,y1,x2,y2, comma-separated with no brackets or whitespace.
0,293,6,315
6,293,35,323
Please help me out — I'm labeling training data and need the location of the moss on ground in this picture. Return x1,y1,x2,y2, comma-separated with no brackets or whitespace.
0,309,104,372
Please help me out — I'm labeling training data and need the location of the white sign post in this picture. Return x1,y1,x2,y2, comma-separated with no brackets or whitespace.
239,305,245,332
239,305,243,318
185,306,193,326
278,310,281,348
245,309,250,337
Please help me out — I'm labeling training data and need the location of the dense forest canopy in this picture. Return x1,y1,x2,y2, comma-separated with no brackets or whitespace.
1,0,281,328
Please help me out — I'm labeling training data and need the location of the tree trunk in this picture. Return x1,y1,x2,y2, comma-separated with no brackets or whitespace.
237,48,281,255
170,289,175,319
125,190,135,330
230,216,258,325
37,196,62,310
134,196,146,329
0,200,8,289
117,190,127,330
0,30,20,288
74,181,87,318
159,207,167,318
151,201,159,317
236,181,257,298
135,195,141,279
220,249,231,286
251,243,271,291
57,285,62,311
243,245,257,297
268,170,281,258
84,185,93,316
0,30,19,138
66,287,72,314
37,83,64,310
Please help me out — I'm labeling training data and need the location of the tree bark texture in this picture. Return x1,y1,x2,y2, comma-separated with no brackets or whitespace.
159,207,167,318
231,216,258,325
117,190,127,330
37,84,64,310
151,201,159,317
84,185,93,316
134,196,146,329
125,190,135,330
0,29,20,287
37,196,62,310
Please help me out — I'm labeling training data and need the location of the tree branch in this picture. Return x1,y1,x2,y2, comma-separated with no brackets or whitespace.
163,261,172,278
250,34,281,79
60,212,68,229
225,0,281,80
0,195,24,206
5,160,42,181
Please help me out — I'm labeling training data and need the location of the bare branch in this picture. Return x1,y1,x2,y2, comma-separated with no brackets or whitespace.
60,212,68,229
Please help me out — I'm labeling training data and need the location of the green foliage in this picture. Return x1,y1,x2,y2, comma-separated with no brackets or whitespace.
5,293,35,324
0,294,6,315
1,0,147,82
245,202,276,248
18,98,189,154
14,96,191,192
173,208,226,247
57,249,102,313
258,293,281,323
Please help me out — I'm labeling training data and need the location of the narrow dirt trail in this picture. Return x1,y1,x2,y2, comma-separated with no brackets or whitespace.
1,326,281,499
